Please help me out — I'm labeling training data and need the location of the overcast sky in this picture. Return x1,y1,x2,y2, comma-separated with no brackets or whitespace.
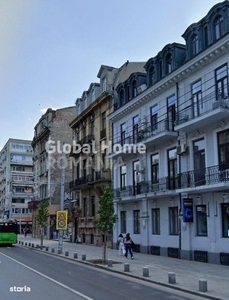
0,0,222,150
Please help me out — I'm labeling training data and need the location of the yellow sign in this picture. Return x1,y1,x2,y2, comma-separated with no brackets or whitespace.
56,211,68,230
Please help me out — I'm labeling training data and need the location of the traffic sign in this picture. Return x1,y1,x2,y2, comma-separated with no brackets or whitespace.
56,211,68,230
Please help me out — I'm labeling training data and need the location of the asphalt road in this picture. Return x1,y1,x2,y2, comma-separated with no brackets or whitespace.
0,245,206,300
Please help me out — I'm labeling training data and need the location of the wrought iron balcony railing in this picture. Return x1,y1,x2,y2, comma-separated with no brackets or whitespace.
113,165,229,198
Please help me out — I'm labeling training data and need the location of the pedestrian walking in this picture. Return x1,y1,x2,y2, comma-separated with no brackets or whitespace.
124,233,134,259
117,234,125,256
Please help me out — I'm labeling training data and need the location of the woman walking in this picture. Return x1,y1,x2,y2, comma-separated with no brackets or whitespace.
124,233,133,259
117,234,125,255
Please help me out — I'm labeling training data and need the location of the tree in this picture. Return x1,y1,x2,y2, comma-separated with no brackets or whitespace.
37,199,49,247
95,186,116,263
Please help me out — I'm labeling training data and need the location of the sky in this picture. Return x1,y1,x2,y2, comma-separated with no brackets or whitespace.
0,0,222,150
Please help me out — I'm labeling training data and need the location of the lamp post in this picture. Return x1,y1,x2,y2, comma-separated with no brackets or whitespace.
43,125,65,254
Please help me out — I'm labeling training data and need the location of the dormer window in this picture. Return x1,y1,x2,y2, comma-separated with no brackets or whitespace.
120,89,124,106
149,66,155,86
166,53,172,74
214,15,223,40
191,34,199,56
132,80,137,98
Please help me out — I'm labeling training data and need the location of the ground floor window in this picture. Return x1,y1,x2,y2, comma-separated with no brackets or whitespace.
133,210,140,234
120,211,126,233
196,205,207,236
222,203,229,237
169,207,178,235
152,208,160,234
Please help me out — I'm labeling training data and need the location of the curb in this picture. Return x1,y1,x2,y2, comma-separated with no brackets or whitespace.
18,242,220,300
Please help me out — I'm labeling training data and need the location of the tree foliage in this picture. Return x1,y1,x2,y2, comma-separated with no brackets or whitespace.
37,199,49,246
37,199,49,227
95,186,116,233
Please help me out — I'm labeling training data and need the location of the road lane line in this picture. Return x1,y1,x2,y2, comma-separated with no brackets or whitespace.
0,252,94,300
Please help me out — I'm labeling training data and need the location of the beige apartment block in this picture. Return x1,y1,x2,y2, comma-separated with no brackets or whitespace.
30,106,76,239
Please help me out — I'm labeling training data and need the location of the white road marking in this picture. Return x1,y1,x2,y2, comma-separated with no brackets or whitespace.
0,252,94,300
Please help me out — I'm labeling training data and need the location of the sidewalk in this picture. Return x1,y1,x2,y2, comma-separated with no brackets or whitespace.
17,235,229,300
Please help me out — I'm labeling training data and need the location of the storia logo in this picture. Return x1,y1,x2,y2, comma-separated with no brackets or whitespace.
10,286,31,292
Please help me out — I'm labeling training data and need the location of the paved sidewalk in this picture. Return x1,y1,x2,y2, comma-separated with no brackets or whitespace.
17,235,229,300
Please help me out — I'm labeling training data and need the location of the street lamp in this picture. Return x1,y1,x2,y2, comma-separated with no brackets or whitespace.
43,125,65,254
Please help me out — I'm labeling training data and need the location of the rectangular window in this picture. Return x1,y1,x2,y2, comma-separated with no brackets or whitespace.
167,94,176,131
133,210,140,234
218,129,229,169
168,148,177,190
169,207,178,235
152,208,160,234
196,205,207,236
82,198,87,218
192,79,202,118
120,211,126,233
120,165,126,190
151,105,158,131
222,203,229,237
102,112,106,130
121,122,126,145
89,196,95,217
133,115,139,143
215,64,228,100
151,153,159,184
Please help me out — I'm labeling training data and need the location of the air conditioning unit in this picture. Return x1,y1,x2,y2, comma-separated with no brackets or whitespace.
137,84,147,94
177,144,189,155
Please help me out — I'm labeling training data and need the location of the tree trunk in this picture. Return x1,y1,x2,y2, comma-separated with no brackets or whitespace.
40,226,44,246
102,235,107,263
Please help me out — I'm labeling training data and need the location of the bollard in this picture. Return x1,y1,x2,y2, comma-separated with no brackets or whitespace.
21,242,24,245
199,279,207,292
25,242,27,246
143,266,149,277
28,243,31,247
36,244,39,248
168,272,176,284
124,263,130,272
57,249,62,254
108,259,113,267
73,252,78,259
45,247,49,251
32,243,34,248
82,254,86,261
51,247,55,253
65,251,69,257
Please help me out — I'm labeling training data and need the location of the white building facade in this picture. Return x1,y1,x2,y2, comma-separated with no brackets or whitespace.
109,1,229,264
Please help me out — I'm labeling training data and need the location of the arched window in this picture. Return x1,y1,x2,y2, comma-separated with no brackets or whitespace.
132,80,137,98
120,89,124,106
191,34,199,56
214,15,223,40
166,53,172,74
149,66,155,86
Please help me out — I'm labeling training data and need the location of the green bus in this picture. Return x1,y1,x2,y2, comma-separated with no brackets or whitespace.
0,218,18,245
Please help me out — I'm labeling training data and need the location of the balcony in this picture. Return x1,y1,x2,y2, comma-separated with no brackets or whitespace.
69,174,93,190
110,120,177,160
113,176,176,199
94,169,111,181
175,92,229,133
177,165,229,193
137,118,178,147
